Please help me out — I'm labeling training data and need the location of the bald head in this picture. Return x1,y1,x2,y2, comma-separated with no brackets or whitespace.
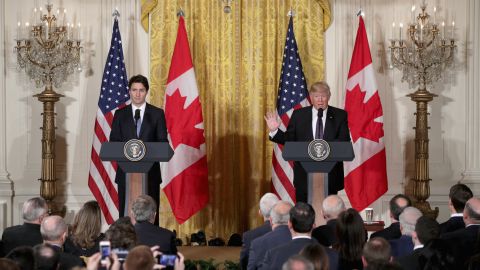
464,197,480,225
41,216,67,244
399,207,422,236
322,195,346,220
270,201,293,226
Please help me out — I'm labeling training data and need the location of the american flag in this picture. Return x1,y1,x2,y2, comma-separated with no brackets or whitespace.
88,18,129,224
271,16,310,204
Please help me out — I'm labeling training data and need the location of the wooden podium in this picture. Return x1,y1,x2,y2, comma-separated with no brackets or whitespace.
99,142,173,216
282,141,354,225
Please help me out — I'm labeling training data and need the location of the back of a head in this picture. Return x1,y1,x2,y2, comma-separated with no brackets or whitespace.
415,216,440,245
389,194,411,221
364,261,403,270
322,195,346,220
363,237,391,265
72,200,102,248
22,197,47,223
300,243,329,270
106,217,137,250
335,208,366,261
125,245,155,270
450,184,473,213
131,195,157,222
0,259,21,270
40,215,67,242
282,255,314,270
398,207,422,236
464,197,480,224
5,246,35,270
270,201,293,225
260,193,279,219
290,202,315,233
33,244,60,270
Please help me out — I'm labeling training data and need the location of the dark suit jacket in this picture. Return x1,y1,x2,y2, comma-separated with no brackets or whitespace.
441,224,480,270
110,103,168,220
50,244,85,270
397,247,423,270
248,225,292,270
439,216,465,234
270,105,350,202
261,237,338,270
135,221,177,254
312,219,337,247
370,221,401,241
389,235,413,258
1,223,43,256
63,233,105,257
240,221,271,270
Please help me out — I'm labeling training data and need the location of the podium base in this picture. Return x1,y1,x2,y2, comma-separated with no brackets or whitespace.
308,173,328,226
125,173,147,216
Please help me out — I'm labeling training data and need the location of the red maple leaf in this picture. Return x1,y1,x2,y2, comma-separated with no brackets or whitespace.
165,89,205,149
345,84,384,143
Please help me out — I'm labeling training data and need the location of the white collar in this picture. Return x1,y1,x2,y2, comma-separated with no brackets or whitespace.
292,235,311,240
451,213,464,217
413,244,424,250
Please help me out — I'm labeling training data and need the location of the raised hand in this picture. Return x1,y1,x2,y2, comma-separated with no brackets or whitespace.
264,111,281,132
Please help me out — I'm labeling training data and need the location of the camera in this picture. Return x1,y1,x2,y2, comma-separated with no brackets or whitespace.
113,248,129,262
99,241,111,264
158,254,177,266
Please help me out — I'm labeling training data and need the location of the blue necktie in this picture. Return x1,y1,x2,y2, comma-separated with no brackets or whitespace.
135,109,141,138
315,109,324,139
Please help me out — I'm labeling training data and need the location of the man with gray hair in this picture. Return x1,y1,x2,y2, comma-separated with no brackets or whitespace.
132,195,177,254
241,193,279,269
41,215,84,269
281,255,314,270
1,197,48,256
248,201,293,270
389,206,422,258
312,195,346,247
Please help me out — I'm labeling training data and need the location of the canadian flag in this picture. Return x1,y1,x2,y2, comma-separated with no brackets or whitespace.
344,16,388,211
162,16,209,224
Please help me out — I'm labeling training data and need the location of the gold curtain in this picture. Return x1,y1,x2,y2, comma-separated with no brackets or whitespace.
145,0,331,241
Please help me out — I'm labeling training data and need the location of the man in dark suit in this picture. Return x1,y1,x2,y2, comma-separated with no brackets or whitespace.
240,193,279,269
389,207,422,258
261,202,338,270
110,74,168,223
312,195,345,247
362,237,392,268
440,183,473,234
371,194,411,240
1,197,48,256
248,201,293,270
265,81,351,202
132,195,177,254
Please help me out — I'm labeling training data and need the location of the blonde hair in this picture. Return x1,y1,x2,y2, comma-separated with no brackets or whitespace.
309,81,331,96
71,201,102,248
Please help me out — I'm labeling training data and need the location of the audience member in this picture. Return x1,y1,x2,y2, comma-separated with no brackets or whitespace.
124,245,155,270
281,255,314,270
334,208,366,270
300,243,329,270
240,193,279,269
389,207,422,258
105,217,137,251
64,201,105,257
33,244,60,270
0,258,20,270
5,246,35,270
262,202,338,270
440,183,473,234
371,195,411,241
41,215,84,270
131,195,177,254
312,195,345,247
248,201,293,270
362,237,392,267
442,197,480,270
1,197,48,256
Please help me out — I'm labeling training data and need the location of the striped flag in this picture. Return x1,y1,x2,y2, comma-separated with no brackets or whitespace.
88,18,129,224
271,17,310,204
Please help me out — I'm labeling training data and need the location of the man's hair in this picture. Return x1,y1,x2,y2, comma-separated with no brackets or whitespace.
5,246,35,270
71,200,102,249
322,195,346,219
389,194,412,220
398,207,422,235
259,193,279,219
415,216,440,245
0,259,20,270
270,201,292,225
125,245,155,270
128,74,149,91
106,217,137,250
40,216,67,242
33,244,60,270
363,237,391,265
281,254,314,270
131,195,157,222
449,184,473,213
300,244,329,270
309,81,331,96
465,199,480,223
290,202,315,233
22,197,47,222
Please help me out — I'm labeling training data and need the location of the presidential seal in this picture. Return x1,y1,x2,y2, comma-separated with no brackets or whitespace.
307,139,330,161
123,139,146,162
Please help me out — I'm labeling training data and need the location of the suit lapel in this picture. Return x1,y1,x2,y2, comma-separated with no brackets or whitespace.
324,107,335,140
305,107,314,140
123,104,137,139
139,103,151,140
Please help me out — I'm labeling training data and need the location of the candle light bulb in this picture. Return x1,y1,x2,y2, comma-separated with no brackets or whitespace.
442,21,445,39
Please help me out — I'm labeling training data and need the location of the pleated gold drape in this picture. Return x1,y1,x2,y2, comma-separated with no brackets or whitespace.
144,0,331,241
